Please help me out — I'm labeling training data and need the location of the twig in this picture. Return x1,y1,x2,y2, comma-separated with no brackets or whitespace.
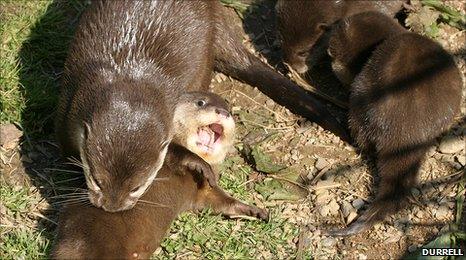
285,64,349,109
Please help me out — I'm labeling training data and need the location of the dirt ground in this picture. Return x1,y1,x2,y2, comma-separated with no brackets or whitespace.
1,0,465,259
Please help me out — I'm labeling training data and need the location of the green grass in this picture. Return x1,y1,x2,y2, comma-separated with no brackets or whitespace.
0,0,86,135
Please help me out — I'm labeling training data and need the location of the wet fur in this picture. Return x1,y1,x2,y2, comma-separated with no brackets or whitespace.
327,12,462,236
50,144,268,259
275,0,405,73
56,0,350,211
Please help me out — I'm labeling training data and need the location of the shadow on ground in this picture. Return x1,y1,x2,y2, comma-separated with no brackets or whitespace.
16,0,88,253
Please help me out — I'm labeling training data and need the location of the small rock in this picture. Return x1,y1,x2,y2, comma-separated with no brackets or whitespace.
341,201,354,217
456,155,466,166
408,245,417,253
0,124,22,150
315,158,329,170
435,205,450,219
347,211,358,224
321,237,337,247
411,188,421,197
315,190,331,205
358,253,367,260
438,136,465,154
352,199,365,210
328,199,340,216
265,99,275,107
319,205,330,216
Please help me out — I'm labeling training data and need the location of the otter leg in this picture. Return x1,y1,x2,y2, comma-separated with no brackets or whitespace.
165,144,218,187
212,11,350,142
328,144,429,236
194,184,269,221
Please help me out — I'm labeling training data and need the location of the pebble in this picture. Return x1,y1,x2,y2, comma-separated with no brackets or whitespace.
319,205,331,216
0,123,22,150
328,199,340,216
315,190,331,205
410,188,421,197
358,253,367,260
435,205,450,219
347,211,358,224
408,245,418,253
321,237,337,247
352,199,365,210
438,136,465,154
341,201,354,217
315,158,329,170
457,155,466,166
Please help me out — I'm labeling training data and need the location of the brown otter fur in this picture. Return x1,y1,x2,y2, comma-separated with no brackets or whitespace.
326,12,462,236
55,0,349,212
275,0,405,73
50,143,268,259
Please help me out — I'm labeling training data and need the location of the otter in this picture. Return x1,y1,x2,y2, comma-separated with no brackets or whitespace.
51,91,267,259
327,12,405,86
275,0,405,73
56,0,349,212
174,91,235,166
50,143,268,260
325,12,462,236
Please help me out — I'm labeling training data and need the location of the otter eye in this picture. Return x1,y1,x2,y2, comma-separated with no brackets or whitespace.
196,100,206,107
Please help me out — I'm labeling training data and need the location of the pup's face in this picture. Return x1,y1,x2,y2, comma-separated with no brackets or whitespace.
79,123,170,212
174,92,235,165
275,0,334,74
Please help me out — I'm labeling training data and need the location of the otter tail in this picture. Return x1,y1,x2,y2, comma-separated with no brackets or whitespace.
328,144,429,236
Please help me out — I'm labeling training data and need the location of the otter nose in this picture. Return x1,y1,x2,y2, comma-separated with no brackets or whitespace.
215,108,230,118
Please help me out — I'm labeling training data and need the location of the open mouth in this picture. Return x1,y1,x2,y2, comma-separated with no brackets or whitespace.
196,123,224,153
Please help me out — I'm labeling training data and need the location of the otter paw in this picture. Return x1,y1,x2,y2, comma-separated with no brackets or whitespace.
236,203,269,221
183,160,218,187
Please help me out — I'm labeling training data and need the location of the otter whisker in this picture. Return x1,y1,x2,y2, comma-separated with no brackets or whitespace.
137,200,168,208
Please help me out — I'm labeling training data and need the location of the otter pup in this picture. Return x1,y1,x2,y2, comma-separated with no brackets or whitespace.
326,12,462,236
56,0,349,212
50,144,268,260
327,12,405,86
174,91,235,165
275,0,405,73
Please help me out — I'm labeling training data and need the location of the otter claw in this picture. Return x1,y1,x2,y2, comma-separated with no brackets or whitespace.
184,161,218,187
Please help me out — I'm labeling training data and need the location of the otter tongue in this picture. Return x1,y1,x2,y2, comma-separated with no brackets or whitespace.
209,123,223,136
198,127,213,147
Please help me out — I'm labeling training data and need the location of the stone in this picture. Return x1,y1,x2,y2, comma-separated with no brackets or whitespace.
352,199,365,210
341,201,354,218
438,136,465,154
347,211,358,224
315,158,329,171
328,199,340,216
456,155,466,166
435,205,450,219
321,237,337,247
0,124,22,150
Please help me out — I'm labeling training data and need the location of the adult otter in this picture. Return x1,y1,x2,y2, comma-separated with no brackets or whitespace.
56,0,349,212
326,12,462,236
50,144,268,260
275,0,405,73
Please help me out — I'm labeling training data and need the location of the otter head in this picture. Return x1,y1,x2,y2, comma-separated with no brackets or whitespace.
173,91,235,165
275,0,343,74
77,87,172,212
